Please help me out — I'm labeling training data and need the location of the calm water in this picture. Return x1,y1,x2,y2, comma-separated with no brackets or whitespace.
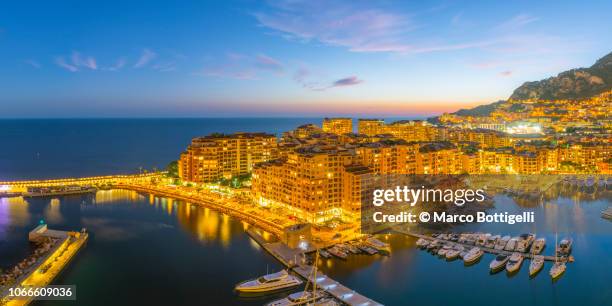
0,118,325,180
0,119,610,305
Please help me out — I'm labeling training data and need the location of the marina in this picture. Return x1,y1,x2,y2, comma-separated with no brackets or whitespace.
400,230,569,262
246,229,384,306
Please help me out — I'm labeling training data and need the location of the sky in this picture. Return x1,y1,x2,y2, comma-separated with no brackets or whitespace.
0,0,611,118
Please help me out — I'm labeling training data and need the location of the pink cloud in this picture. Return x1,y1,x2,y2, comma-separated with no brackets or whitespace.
133,49,156,68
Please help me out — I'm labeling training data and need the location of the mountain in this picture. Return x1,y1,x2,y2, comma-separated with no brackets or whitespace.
453,100,505,117
509,52,612,100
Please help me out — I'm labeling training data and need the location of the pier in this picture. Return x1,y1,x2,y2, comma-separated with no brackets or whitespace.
1,225,88,306
396,229,566,262
246,229,384,306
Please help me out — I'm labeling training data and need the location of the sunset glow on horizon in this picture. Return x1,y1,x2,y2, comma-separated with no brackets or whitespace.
1,0,611,117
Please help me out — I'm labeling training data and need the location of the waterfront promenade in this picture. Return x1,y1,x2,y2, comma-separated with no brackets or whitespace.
115,183,290,237
0,173,165,189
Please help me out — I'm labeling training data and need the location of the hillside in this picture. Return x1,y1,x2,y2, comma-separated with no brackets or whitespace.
509,52,612,100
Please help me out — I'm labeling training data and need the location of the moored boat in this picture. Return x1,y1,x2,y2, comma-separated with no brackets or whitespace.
327,246,348,260
529,255,545,277
318,249,331,259
485,235,500,249
266,290,327,306
365,237,391,254
550,262,566,280
463,247,483,265
506,252,524,274
504,237,518,251
437,244,453,257
495,236,511,250
416,238,429,248
235,270,302,293
445,245,463,261
532,238,546,254
557,238,573,256
489,254,510,273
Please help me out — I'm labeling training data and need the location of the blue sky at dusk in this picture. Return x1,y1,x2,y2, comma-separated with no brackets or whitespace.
1,0,610,117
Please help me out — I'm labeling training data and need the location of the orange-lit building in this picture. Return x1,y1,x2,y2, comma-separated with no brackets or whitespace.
178,132,277,182
322,118,353,135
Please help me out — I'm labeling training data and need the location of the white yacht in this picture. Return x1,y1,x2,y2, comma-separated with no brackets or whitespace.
235,270,302,293
437,244,453,257
463,247,483,265
476,233,490,246
504,237,518,251
445,245,464,261
516,233,535,252
529,255,545,277
416,238,429,248
485,235,500,249
489,254,510,273
506,253,524,273
557,238,573,256
532,238,546,254
366,237,391,254
495,236,511,250
266,290,326,306
550,262,566,280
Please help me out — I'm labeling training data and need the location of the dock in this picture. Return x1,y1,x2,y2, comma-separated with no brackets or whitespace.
1,225,88,306
395,229,564,262
246,229,384,306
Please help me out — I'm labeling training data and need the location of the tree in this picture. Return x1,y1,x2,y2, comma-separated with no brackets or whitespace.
166,160,179,178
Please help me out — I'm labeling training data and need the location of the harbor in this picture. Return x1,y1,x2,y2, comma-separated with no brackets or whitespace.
0,225,88,306
246,229,384,306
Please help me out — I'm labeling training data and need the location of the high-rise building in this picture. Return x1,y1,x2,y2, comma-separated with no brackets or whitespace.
178,132,277,182
322,118,353,135
358,119,385,136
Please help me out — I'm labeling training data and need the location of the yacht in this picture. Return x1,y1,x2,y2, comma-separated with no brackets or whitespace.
489,254,510,273
445,245,463,261
504,237,518,251
357,244,378,255
465,234,477,245
345,244,361,254
427,240,441,252
506,253,524,274
327,246,348,260
318,249,331,259
235,270,302,293
516,233,535,252
416,238,429,248
266,290,326,306
529,255,545,277
365,237,391,254
532,238,546,254
485,235,500,249
463,247,483,265
476,233,490,247
550,262,566,280
495,236,511,250
557,238,573,256
437,244,453,257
